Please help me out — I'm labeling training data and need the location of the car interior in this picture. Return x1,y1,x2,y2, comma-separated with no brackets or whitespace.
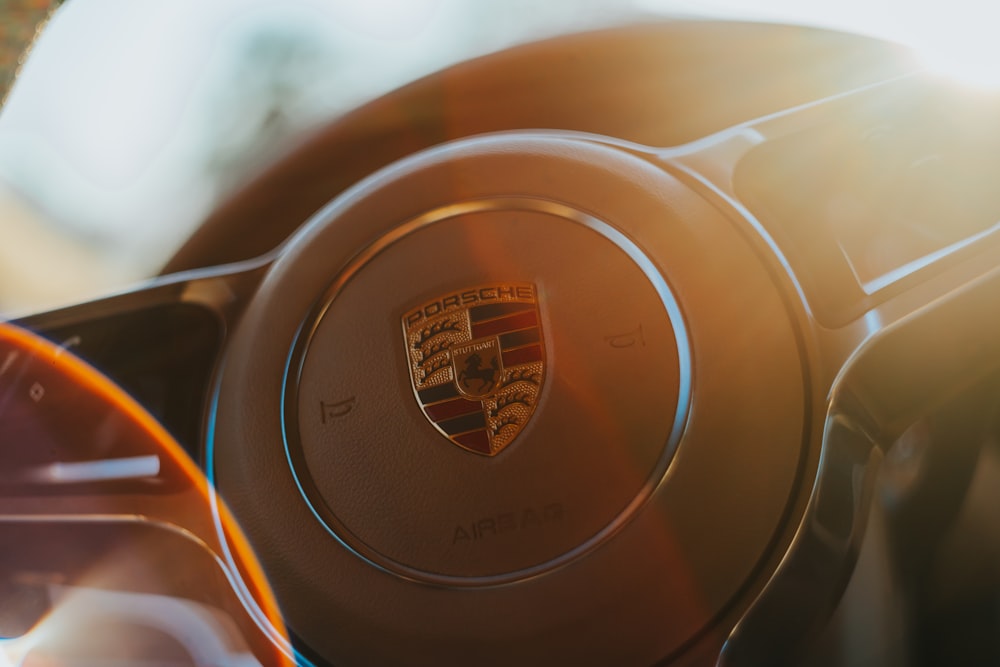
1,3,1000,665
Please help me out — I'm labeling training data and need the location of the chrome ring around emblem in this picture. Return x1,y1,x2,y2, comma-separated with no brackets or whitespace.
280,197,692,587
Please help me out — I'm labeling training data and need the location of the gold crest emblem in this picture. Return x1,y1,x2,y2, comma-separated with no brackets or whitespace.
403,283,544,456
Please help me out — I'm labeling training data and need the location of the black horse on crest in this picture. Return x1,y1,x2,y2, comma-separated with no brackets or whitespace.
458,352,500,394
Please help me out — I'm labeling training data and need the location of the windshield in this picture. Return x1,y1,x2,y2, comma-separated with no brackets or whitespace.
0,0,990,314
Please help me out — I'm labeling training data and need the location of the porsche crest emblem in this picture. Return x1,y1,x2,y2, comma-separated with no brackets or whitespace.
403,283,544,456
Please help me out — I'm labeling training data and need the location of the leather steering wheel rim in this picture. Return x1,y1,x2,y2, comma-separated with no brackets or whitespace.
162,20,913,276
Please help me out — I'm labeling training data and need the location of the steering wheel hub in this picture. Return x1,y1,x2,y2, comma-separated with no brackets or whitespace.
284,198,689,584
211,133,807,665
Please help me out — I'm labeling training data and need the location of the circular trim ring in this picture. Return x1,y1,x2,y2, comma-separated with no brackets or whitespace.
280,196,693,587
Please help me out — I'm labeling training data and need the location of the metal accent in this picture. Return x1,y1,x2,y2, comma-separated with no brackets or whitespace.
12,255,273,336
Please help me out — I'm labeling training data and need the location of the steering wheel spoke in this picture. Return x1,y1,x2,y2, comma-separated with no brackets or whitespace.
645,73,1000,663
0,264,292,665
662,74,1000,329
10,257,271,462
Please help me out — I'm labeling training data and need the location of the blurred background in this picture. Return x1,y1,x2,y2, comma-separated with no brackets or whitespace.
0,0,994,315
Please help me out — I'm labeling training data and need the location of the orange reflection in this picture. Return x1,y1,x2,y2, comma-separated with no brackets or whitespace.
0,323,293,666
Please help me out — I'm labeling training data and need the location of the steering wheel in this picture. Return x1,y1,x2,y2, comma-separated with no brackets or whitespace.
7,19,999,666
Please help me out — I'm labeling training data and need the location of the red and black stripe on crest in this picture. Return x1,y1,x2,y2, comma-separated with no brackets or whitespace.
417,300,542,455
469,301,543,368
416,383,488,452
